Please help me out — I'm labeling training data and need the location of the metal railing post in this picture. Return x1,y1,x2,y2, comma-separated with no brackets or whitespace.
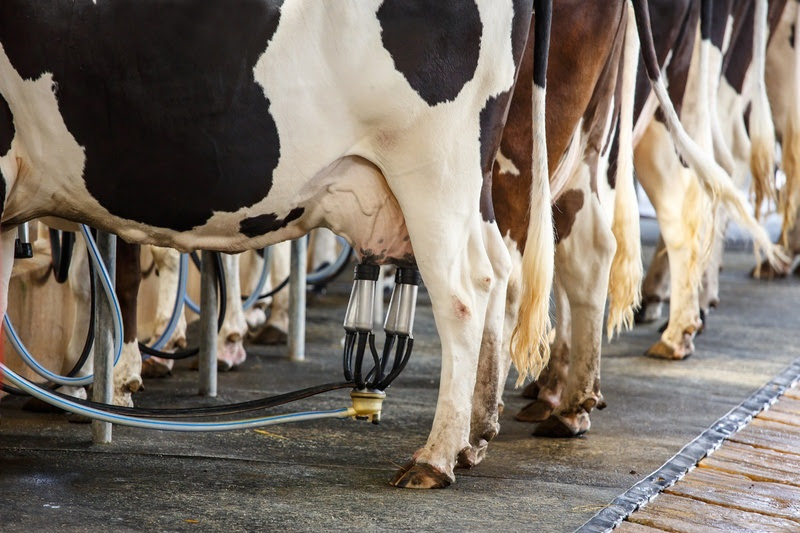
92,231,116,444
199,250,218,397
288,239,306,361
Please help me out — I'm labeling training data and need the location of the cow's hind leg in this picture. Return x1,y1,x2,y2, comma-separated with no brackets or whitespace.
386,173,494,489
216,253,247,370
636,122,705,360
457,220,512,469
141,246,186,378
57,242,93,402
516,277,569,423
535,179,614,438
23,237,93,413
249,240,290,346
636,236,670,324
113,241,143,406
0,229,15,404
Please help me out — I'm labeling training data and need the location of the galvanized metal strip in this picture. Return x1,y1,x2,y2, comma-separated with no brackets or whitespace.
578,358,800,533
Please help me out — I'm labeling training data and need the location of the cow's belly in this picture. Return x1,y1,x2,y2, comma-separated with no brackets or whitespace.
0,0,515,259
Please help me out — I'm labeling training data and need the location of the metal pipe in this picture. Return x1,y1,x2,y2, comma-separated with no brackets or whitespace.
288,238,307,362
92,231,116,444
198,250,218,397
14,222,33,259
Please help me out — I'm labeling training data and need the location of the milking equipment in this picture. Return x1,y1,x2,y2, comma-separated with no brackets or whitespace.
342,264,420,420
1,223,420,435
2,225,123,389
14,221,33,259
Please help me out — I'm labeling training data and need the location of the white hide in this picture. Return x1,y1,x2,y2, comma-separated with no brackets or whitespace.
0,1,524,485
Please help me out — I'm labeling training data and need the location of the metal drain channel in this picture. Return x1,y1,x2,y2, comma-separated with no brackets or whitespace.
578,357,800,532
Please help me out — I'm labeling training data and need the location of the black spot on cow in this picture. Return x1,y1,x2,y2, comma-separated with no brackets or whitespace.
240,207,304,238
791,23,796,49
0,93,13,157
606,122,620,189
0,1,284,232
477,1,532,223
378,0,482,106
0,159,6,214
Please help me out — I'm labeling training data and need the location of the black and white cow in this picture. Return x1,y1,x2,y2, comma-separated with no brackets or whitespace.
0,1,556,488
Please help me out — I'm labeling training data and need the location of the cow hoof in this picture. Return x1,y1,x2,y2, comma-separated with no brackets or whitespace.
645,340,690,360
141,357,173,379
217,341,247,371
244,307,268,332
123,377,143,394
22,397,65,414
521,381,540,399
634,301,663,324
457,424,497,469
533,413,589,438
249,324,288,346
751,259,790,280
390,461,452,489
515,400,553,423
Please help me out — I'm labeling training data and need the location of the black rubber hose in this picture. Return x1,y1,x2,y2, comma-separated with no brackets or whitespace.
240,241,354,303
139,252,227,360
10,380,354,418
49,229,75,284
245,276,289,301
308,244,353,286
1,258,97,396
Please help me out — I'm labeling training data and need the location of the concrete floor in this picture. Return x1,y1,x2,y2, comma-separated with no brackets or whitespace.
1,237,799,532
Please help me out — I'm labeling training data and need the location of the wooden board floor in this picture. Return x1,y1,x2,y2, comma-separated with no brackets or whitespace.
618,386,800,532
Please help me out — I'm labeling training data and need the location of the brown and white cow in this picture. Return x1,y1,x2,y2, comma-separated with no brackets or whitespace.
638,0,792,331
488,0,641,441
632,0,785,361
478,0,784,443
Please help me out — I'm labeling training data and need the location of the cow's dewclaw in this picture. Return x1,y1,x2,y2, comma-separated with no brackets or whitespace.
390,461,453,490
646,339,692,361
521,380,540,400
515,400,554,423
533,412,590,439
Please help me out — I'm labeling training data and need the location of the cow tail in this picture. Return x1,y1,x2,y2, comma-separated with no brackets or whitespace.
750,0,778,225
630,0,787,268
510,0,554,386
607,3,643,340
780,2,800,248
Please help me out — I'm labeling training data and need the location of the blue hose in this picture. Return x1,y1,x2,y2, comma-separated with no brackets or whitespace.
1,226,123,387
0,363,353,431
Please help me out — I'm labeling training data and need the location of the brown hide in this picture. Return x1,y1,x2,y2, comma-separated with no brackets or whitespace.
493,0,625,251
